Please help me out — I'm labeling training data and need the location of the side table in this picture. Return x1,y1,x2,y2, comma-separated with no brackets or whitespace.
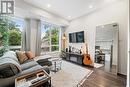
49,58,62,72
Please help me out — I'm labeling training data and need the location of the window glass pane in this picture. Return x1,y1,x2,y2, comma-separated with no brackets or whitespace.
41,24,51,52
41,24,50,46
51,46,59,51
8,19,24,51
8,20,23,46
0,18,8,56
51,27,59,45
41,22,60,53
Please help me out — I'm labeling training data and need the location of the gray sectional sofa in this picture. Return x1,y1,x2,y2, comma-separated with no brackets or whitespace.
0,51,50,87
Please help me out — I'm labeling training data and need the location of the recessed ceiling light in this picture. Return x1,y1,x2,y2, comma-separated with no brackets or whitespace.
89,5,93,9
68,16,71,18
47,4,51,8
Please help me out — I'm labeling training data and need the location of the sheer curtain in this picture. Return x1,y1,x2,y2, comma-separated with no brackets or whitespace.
35,20,41,56
22,19,41,56
22,19,31,51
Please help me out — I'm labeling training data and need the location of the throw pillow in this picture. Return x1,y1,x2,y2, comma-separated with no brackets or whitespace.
25,51,35,59
16,51,28,64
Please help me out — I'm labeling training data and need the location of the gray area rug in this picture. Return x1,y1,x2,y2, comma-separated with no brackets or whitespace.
50,60,92,87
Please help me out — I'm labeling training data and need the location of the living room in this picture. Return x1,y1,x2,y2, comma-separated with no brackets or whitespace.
0,0,129,87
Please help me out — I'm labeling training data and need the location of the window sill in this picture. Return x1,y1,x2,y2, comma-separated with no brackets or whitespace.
41,51,61,55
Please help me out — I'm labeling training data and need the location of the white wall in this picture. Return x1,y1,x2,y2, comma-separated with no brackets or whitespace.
65,0,128,75
127,0,129,85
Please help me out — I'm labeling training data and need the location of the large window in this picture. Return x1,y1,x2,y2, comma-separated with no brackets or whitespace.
8,18,24,51
0,18,24,56
41,23,60,53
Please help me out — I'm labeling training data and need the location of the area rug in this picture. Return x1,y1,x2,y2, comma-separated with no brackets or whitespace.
94,63,104,68
50,60,92,87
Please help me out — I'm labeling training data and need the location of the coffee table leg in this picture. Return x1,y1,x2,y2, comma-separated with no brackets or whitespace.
60,61,62,70
49,80,51,87
54,61,56,72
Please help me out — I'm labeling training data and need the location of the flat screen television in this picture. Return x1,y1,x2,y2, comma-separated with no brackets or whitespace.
69,33,76,43
69,31,84,43
76,31,84,43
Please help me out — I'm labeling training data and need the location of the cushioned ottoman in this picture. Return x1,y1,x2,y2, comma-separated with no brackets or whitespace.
34,55,52,66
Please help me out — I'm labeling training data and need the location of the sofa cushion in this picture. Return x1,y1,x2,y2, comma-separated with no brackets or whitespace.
20,65,50,75
25,51,35,59
23,59,34,63
20,65,43,75
21,61,38,70
16,51,28,64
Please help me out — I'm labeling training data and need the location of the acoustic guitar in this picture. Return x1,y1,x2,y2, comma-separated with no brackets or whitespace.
81,43,92,65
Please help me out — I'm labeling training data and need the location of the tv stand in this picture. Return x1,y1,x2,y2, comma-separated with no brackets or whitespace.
62,51,83,65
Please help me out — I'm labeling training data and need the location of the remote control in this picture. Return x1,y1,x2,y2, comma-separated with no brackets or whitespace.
31,77,47,84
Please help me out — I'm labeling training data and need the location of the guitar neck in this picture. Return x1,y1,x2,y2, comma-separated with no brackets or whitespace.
86,44,89,54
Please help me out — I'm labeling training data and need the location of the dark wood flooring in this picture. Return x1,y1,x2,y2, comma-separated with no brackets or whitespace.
80,68,126,87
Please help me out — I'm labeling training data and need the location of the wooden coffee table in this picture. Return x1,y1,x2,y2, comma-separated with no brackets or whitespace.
15,69,51,87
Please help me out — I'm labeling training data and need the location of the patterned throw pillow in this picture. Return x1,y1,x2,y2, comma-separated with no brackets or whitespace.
16,51,28,64
25,51,35,59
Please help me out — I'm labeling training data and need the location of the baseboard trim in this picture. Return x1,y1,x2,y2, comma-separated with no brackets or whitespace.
117,73,127,79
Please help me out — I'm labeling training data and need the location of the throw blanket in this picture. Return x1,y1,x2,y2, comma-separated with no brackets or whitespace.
0,57,22,72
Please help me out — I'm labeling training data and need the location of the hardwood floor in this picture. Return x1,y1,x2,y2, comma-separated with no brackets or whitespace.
61,60,126,87
80,68,126,87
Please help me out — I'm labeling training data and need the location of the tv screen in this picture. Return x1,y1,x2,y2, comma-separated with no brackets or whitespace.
69,31,84,43
69,33,76,43
76,31,84,43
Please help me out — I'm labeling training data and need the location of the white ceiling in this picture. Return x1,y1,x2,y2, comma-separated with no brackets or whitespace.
23,0,120,21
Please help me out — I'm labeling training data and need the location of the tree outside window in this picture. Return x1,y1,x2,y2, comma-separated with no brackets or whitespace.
8,21,22,46
0,17,8,56
0,18,23,56
8,19,24,51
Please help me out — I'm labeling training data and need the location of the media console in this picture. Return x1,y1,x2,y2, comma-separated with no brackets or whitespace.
62,51,84,65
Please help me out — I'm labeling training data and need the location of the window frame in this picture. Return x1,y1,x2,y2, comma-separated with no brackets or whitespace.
41,22,61,53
